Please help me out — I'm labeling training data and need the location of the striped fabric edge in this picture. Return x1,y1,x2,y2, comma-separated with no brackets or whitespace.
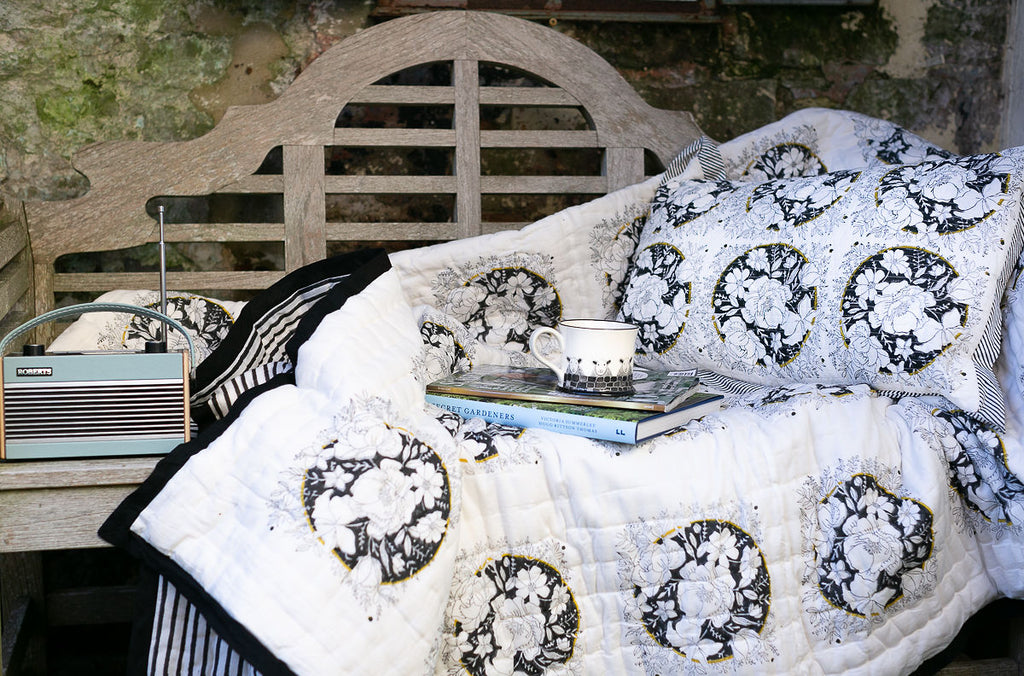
660,136,727,185
190,276,346,406
204,361,294,421
149,574,259,676
190,248,392,422
959,205,1024,430
694,369,763,396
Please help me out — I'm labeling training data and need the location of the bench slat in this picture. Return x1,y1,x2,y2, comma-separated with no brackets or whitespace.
348,85,580,107
0,219,28,271
0,250,31,326
325,222,459,240
52,271,285,292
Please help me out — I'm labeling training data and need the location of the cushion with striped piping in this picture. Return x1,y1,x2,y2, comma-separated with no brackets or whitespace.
619,146,1024,430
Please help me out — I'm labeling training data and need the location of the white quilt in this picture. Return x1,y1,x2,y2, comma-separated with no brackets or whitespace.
98,109,1024,675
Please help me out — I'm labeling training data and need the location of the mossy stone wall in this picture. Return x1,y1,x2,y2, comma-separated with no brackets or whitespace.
0,0,1013,203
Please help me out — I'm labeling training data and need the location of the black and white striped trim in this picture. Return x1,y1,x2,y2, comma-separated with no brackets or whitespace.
661,136,727,185
190,249,391,426
148,575,259,676
203,361,294,422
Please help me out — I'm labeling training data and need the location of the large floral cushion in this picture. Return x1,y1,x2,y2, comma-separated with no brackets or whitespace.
619,147,1024,429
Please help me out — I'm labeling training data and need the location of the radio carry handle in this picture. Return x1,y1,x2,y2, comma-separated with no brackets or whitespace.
0,303,197,368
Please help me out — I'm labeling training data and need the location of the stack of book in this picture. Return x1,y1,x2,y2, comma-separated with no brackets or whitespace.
424,364,723,444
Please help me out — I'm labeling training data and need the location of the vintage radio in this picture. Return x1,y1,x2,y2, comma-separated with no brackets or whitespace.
0,303,195,460
1,205,197,461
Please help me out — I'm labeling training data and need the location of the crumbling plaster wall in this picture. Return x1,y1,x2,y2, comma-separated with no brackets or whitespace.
0,0,1014,204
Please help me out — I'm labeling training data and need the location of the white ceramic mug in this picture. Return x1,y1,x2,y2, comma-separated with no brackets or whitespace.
528,318,639,394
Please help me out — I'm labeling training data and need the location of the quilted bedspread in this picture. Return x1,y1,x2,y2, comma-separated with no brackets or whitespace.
98,109,1024,675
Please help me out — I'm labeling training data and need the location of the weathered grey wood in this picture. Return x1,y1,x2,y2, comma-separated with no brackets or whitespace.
283,144,327,269
0,218,27,272
478,87,580,107
325,222,460,241
163,223,286,242
0,485,140,552
349,84,580,107
0,457,158,492
0,201,31,335
0,251,30,331
0,283,33,351
19,11,701,325
454,59,482,239
332,129,602,148
31,262,54,346
217,174,283,193
604,146,646,191
479,176,606,193
0,457,158,552
479,130,599,148
1002,0,1024,147
52,270,284,292
325,175,458,194
333,128,457,147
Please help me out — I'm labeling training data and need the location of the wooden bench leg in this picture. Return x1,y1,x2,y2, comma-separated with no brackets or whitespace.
1,553,47,676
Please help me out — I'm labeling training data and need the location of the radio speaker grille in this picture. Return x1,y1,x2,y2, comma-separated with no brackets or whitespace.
4,381,187,440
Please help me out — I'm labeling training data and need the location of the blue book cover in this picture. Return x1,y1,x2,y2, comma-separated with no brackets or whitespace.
425,389,723,444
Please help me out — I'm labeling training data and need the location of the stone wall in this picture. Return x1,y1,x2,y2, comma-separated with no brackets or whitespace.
0,0,1013,203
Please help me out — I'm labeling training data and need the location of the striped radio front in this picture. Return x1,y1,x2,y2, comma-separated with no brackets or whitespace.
2,379,187,442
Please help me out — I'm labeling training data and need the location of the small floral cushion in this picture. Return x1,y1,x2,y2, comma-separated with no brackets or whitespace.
47,290,246,364
619,147,1024,429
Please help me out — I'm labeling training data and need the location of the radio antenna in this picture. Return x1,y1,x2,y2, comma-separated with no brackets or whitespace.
158,205,168,345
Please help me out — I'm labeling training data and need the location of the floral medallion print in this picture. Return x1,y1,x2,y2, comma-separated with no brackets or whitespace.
721,121,819,180
434,256,562,353
619,514,773,670
589,203,652,315
756,383,856,407
446,553,580,676
650,180,738,231
934,409,1024,526
712,244,817,368
854,118,956,166
840,247,967,376
301,425,451,584
418,320,472,383
122,295,236,361
742,143,827,181
810,471,934,620
619,243,690,355
875,154,1014,235
745,169,860,231
455,416,525,464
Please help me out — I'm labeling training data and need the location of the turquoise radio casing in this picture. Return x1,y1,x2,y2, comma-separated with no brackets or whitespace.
1,350,190,460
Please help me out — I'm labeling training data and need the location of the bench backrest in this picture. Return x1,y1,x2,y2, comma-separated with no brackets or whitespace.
3,10,703,345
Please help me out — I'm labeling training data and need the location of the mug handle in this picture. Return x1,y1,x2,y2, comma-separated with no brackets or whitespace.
528,326,565,383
